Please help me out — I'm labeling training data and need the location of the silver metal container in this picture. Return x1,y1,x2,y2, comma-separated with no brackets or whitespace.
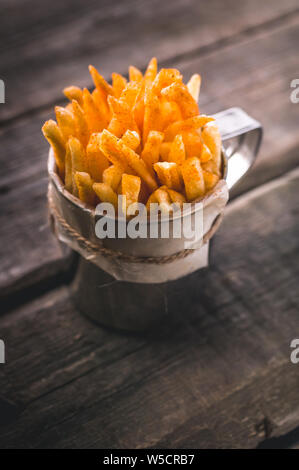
48,107,262,331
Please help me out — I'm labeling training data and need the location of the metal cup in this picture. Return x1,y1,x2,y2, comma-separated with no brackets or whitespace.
48,107,262,331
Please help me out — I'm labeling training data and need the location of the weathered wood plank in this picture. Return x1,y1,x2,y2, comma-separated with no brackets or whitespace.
1,0,299,122
0,168,298,448
1,14,299,300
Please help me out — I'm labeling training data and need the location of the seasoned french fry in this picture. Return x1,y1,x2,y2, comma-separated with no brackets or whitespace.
64,144,73,192
159,98,181,130
181,157,205,201
89,65,114,96
129,65,143,83
187,74,201,102
99,129,130,170
92,88,110,124
55,106,76,142
152,187,172,214
168,134,185,164
74,172,96,205
166,188,186,207
83,88,106,133
154,162,182,191
102,165,123,191
203,170,220,191
121,173,141,215
71,99,89,147
143,87,161,144
133,84,145,133
86,133,110,181
159,142,171,161
164,115,214,141
42,120,65,176
161,82,199,119
152,68,182,94
201,159,221,176
119,81,141,109
93,182,118,209
63,86,83,106
201,122,222,175
108,96,139,137
144,57,157,87
200,143,212,163
121,129,140,151
68,136,86,172
141,131,164,167
112,73,127,98
181,131,202,158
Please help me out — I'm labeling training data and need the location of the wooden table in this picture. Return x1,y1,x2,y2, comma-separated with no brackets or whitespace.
1,0,299,449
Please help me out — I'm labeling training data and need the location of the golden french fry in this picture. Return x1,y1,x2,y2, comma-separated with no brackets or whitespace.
161,82,199,119
55,106,76,142
63,86,83,106
89,65,114,96
166,188,186,206
108,96,139,137
159,142,171,161
203,170,220,191
74,172,96,205
42,120,65,176
93,183,118,209
64,144,73,193
121,173,141,215
119,81,141,109
168,134,185,164
102,165,123,191
144,57,157,87
141,130,164,167
201,122,222,175
143,87,161,144
181,131,202,158
152,187,172,214
121,129,140,151
200,143,212,163
129,65,143,83
154,162,182,191
133,84,145,133
159,98,181,130
99,129,129,170
152,68,182,94
67,136,86,196
86,133,110,181
164,115,214,141
71,99,89,147
181,157,205,200
187,74,201,102
201,159,221,176
83,88,106,133
92,88,110,124
112,73,127,98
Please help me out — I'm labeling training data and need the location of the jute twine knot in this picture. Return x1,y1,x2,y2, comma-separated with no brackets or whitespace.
48,192,223,265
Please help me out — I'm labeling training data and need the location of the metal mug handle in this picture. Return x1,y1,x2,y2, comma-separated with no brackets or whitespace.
213,107,263,189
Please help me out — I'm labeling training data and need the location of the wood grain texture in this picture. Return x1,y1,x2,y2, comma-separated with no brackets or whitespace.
1,0,299,122
0,168,298,448
1,12,299,300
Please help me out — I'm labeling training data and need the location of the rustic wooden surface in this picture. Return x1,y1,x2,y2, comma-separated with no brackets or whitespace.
0,0,299,449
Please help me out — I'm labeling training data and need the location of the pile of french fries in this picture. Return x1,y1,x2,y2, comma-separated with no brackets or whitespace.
43,58,221,214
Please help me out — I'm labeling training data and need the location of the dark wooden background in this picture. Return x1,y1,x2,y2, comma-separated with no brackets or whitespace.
0,0,299,449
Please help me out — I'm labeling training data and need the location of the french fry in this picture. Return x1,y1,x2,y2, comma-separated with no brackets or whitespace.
164,115,214,141
86,133,110,181
55,106,76,142
200,143,212,163
93,182,118,209
144,57,157,87
74,172,96,205
83,88,106,133
67,136,86,196
152,68,182,94
63,86,83,106
102,165,123,191
133,84,145,133
201,159,221,176
143,87,161,144
121,173,141,215
181,131,202,158
121,129,140,151
187,74,201,102
181,157,205,201
42,120,65,176
129,66,143,83
159,142,171,161
161,82,199,119
92,88,110,124
203,170,220,191
119,81,141,109
64,144,73,193
152,187,172,214
168,134,185,164
146,191,158,211
201,122,222,175
166,188,186,207
159,98,181,130
89,65,114,96
154,162,182,191
71,99,89,147
99,129,130,170
112,73,127,98
108,96,139,137
141,130,164,167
